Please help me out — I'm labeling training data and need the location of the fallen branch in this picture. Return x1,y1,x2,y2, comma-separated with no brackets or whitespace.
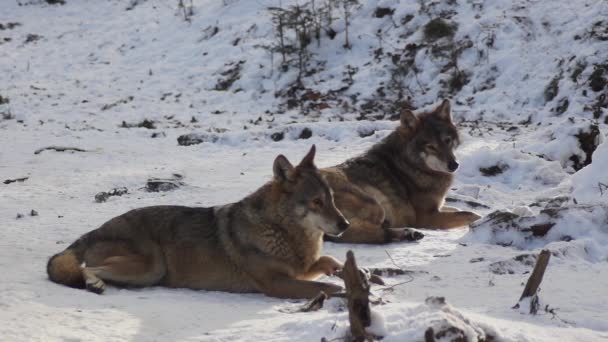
343,250,373,342
280,291,328,313
34,146,87,155
3,176,28,184
335,267,385,286
445,196,490,209
514,249,551,314
379,275,415,293
384,250,402,270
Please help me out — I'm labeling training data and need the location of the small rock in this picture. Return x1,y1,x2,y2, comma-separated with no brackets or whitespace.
95,187,128,203
298,127,312,139
270,132,284,142
30,209,38,216
423,18,456,41
24,34,42,44
121,119,156,129
177,133,218,146
570,124,601,171
16,213,23,219
425,296,446,306
479,163,509,176
374,7,395,18
145,178,184,192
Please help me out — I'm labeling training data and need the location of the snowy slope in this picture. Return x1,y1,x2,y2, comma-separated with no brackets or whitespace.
1,0,608,341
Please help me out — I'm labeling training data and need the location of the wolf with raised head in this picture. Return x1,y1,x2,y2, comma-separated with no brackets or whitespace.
322,100,481,244
47,146,348,299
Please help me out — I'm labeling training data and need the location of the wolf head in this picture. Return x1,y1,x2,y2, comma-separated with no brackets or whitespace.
398,99,461,174
273,145,349,237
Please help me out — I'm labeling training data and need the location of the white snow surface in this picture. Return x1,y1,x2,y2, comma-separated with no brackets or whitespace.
572,140,608,204
1,0,608,341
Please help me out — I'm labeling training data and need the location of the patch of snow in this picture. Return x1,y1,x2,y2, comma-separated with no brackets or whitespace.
572,140,608,204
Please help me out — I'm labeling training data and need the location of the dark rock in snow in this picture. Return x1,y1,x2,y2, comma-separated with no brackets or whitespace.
95,187,128,203
177,133,219,146
489,254,537,275
479,163,509,176
570,124,600,171
374,7,394,18
298,127,313,139
270,132,284,142
423,18,456,41
121,119,156,129
145,177,184,192
151,132,166,138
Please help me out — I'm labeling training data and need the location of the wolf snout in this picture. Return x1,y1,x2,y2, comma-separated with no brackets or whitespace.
448,160,459,172
337,219,350,232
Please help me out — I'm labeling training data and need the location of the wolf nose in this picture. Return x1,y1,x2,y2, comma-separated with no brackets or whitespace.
448,160,459,172
337,219,350,232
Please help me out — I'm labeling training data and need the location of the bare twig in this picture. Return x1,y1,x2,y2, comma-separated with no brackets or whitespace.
34,146,88,155
280,291,327,313
379,275,415,293
3,177,29,184
385,250,402,269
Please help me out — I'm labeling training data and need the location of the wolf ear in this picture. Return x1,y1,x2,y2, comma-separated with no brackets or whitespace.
298,145,316,168
435,99,452,121
400,109,418,130
273,155,296,182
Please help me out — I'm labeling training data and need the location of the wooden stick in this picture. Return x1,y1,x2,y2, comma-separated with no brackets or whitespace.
297,291,327,312
519,250,551,301
3,176,29,184
34,146,87,155
516,249,551,314
334,267,385,286
342,250,373,342
280,291,327,313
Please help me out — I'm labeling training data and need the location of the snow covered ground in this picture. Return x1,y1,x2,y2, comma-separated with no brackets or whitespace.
1,0,607,341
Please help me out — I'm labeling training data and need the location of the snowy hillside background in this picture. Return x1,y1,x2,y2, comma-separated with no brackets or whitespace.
1,0,607,341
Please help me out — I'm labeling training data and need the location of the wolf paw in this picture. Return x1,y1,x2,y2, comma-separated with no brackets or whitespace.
320,264,341,276
86,278,106,294
458,211,482,225
388,228,424,242
315,255,343,276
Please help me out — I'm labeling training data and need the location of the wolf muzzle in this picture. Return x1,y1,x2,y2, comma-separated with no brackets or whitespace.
448,160,459,172
328,218,350,237
338,219,350,232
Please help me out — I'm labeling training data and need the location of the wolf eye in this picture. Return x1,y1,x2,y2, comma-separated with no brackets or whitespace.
426,144,437,151
444,137,453,145
312,198,324,207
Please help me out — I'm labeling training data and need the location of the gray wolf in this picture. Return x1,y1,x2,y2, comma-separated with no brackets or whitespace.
47,145,348,299
322,99,481,244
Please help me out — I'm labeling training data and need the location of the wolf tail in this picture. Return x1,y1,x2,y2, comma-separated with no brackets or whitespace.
47,238,87,288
